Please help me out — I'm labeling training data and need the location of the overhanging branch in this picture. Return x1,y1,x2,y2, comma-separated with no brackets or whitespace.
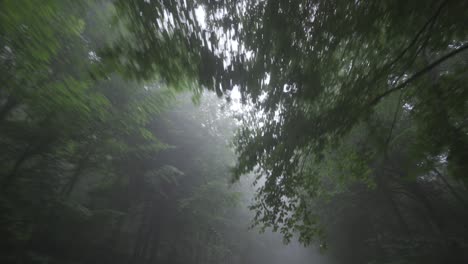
369,42,468,107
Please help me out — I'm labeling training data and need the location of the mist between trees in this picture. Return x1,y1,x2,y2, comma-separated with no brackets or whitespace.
1,0,467,263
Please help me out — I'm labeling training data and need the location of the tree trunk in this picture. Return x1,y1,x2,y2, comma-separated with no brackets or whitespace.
377,174,412,236
433,168,468,210
0,96,18,122
407,183,445,235
2,144,33,189
61,155,88,197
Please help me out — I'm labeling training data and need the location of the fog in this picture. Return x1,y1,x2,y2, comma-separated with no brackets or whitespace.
154,92,332,264
2,1,467,263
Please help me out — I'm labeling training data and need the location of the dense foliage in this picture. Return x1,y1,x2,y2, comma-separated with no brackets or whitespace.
0,1,237,263
210,0,468,263
1,0,467,264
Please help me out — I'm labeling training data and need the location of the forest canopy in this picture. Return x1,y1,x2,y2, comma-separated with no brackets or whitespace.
1,0,467,264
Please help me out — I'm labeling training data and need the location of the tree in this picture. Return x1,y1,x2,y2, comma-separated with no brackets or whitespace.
0,1,211,262
201,0,468,257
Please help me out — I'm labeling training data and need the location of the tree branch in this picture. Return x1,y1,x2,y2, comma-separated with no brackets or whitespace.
382,0,448,72
369,42,468,107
